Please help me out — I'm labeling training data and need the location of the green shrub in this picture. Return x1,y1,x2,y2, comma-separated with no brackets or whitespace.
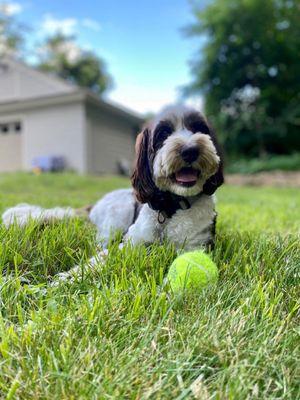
227,153,300,174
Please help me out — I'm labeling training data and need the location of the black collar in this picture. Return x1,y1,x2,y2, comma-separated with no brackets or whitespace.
147,190,203,223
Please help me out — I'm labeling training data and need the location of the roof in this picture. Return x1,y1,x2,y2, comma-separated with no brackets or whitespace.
0,89,144,125
0,55,144,126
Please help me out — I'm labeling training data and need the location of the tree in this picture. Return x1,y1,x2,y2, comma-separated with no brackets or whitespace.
37,34,113,96
0,5,26,56
185,0,300,157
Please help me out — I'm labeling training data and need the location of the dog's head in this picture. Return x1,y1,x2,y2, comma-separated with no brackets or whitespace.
131,105,224,206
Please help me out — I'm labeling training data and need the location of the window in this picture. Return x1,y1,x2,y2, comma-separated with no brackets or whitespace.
1,124,9,134
14,122,22,133
0,121,22,135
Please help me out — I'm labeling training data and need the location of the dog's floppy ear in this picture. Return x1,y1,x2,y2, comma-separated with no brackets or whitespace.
202,164,224,195
131,128,156,203
202,125,224,195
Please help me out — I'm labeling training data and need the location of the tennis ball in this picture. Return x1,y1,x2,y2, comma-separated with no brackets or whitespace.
167,250,218,293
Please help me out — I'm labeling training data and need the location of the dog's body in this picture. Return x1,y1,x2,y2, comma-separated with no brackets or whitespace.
90,188,217,250
2,105,224,281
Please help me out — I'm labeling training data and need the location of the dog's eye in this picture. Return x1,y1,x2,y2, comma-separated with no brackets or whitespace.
184,113,210,135
153,122,174,151
156,126,173,140
189,121,210,135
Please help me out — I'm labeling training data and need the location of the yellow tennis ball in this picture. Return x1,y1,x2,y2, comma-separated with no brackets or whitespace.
167,250,218,293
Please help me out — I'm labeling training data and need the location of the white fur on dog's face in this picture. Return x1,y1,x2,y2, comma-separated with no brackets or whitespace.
151,106,220,196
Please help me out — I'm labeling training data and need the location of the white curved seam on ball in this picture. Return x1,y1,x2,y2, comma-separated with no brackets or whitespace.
180,257,215,280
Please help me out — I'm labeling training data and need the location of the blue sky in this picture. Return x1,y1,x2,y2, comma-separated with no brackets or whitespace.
1,0,206,115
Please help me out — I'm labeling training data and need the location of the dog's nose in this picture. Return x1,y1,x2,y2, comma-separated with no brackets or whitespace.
180,146,199,163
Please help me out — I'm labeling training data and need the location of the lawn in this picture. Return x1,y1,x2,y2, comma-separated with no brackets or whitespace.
0,173,299,399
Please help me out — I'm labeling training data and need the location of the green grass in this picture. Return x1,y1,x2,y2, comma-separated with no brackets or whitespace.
227,153,300,174
0,173,299,399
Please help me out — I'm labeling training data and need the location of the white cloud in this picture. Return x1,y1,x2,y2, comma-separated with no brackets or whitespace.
82,18,101,32
40,15,102,37
108,83,203,115
38,39,82,63
0,1,23,15
58,40,81,62
108,85,172,114
41,14,78,36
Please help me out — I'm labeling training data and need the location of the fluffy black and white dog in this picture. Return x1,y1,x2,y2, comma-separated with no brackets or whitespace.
2,105,224,280
90,105,224,249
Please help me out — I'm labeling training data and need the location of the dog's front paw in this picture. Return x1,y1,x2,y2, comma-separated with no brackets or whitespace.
50,249,109,287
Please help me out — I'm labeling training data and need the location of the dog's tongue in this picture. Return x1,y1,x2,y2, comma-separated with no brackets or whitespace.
175,168,198,183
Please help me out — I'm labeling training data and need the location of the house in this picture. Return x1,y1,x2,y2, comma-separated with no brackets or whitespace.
0,56,144,174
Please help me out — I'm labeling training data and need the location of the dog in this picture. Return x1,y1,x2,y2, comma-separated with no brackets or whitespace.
2,105,224,282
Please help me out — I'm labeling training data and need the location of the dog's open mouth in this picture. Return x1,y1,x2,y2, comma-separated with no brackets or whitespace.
173,167,200,187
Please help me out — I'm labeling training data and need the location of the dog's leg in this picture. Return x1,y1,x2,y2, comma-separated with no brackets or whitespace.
89,189,137,245
50,205,158,287
2,204,77,227
123,204,158,246
50,248,109,286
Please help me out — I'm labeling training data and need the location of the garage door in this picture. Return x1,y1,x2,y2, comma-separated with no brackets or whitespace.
0,121,23,172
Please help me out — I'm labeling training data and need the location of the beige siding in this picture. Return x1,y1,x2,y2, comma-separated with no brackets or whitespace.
0,128,22,171
24,102,86,173
87,106,136,174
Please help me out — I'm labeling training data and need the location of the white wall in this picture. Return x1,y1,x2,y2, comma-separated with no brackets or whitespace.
0,127,22,172
86,106,137,174
24,102,87,173
0,113,24,172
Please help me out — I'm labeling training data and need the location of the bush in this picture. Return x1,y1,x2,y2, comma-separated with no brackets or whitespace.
227,153,300,174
